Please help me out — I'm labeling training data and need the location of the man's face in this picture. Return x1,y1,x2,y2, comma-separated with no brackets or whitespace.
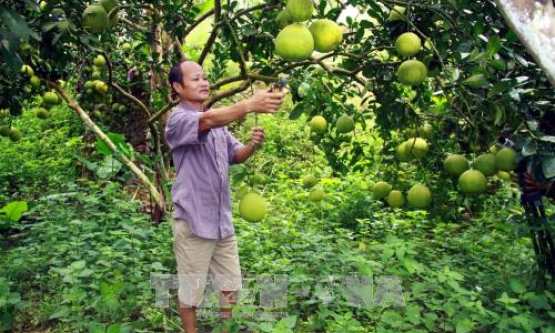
175,61,211,103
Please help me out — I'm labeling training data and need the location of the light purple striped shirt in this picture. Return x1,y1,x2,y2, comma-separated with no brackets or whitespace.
165,102,244,240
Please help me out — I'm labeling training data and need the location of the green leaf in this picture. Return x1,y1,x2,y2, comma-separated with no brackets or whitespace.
106,323,121,333
456,319,475,333
486,35,501,57
96,132,132,157
289,103,306,120
0,5,31,41
49,306,71,320
278,315,297,329
0,201,28,222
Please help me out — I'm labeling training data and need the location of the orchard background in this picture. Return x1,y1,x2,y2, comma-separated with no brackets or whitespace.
1,0,555,332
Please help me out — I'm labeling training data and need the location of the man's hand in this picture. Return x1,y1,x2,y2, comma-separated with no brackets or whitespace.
249,126,266,149
244,90,286,114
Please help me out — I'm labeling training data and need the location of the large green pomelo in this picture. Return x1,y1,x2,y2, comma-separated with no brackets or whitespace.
497,171,511,181
36,108,50,119
396,60,428,85
310,115,327,133
0,125,10,137
443,154,469,177
275,23,314,62
9,129,22,142
302,174,318,189
395,32,421,57
458,170,487,194
407,184,432,209
239,192,267,222
373,181,392,199
43,91,59,105
473,153,497,176
276,10,294,29
388,5,406,21
82,4,110,34
336,114,354,133
309,19,343,53
386,190,405,208
93,55,106,68
285,0,313,22
308,187,325,202
395,142,413,162
405,137,428,159
495,148,516,171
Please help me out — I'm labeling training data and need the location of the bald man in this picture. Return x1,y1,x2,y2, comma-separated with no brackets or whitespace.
165,61,285,333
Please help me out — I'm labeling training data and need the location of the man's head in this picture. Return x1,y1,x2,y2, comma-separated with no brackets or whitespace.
169,61,210,104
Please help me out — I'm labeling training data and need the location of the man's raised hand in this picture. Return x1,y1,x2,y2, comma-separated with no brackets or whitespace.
244,90,286,114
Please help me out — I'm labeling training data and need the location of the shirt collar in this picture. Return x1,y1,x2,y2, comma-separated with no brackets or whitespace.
179,101,207,112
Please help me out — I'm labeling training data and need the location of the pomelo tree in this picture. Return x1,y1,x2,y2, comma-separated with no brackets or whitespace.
0,0,554,218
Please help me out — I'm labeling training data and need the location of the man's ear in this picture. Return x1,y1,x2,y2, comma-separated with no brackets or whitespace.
172,82,182,95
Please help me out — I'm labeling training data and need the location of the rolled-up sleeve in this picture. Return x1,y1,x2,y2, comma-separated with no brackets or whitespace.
225,128,244,165
165,111,208,151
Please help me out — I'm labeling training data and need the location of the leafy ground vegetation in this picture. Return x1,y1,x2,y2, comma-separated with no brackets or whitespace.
1,105,554,333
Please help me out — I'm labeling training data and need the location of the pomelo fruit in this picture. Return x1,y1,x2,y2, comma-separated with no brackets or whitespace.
395,141,413,162
395,32,421,57
43,91,59,105
21,64,34,76
0,126,10,137
121,42,132,52
373,181,392,199
472,153,497,176
458,170,487,194
36,108,50,119
419,123,433,139
276,10,294,29
336,114,354,133
285,0,313,22
30,76,41,88
92,71,102,80
397,60,428,85
386,190,404,208
82,4,110,34
497,171,511,181
495,147,516,171
407,184,432,209
297,82,311,98
9,129,22,142
100,0,120,27
239,192,267,222
310,115,327,133
405,137,428,159
443,154,469,177
93,55,106,68
275,23,314,62
95,81,108,94
308,187,325,202
302,174,318,189
309,19,343,53
388,5,406,21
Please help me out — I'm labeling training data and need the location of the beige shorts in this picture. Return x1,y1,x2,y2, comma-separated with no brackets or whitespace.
172,218,242,307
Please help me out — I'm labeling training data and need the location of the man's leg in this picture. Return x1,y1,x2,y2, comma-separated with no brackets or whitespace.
172,218,216,333
209,234,243,324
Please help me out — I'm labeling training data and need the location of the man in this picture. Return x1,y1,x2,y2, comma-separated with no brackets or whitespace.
164,60,285,333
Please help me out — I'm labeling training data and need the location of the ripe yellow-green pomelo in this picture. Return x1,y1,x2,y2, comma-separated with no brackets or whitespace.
0,125,10,137
310,116,327,133
396,142,413,162
82,4,110,34
389,6,406,21
285,0,313,22
39,1,49,12
386,190,405,208
496,147,516,171
30,76,41,88
36,108,50,119
473,153,497,176
239,192,267,222
43,91,59,105
92,110,102,118
309,19,343,53
9,129,22,142
21,64,34,76
395,32,421,57
497,171,511,181
397,60,428,85
458,170,487,194
92,71,102,80
405,137,428,159
275,23,314,62
419,123,433,138
95,81,108,94
443,154,469,177
100,0,120,27
407,184,432,209
276,10,294,29
308,187,325,202
302,174,318,189
336,114,354,133
121,42,132,52
373,181,392,199
85,81,95,90
93,55,106,68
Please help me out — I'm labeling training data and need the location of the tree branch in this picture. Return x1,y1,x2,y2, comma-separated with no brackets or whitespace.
198,0,222,65
182,9,215,41
111,82,152,118
206,79,253,108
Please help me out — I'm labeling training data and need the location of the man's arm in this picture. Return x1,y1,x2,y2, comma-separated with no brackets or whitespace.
198,91,284,133
233,143,256,164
